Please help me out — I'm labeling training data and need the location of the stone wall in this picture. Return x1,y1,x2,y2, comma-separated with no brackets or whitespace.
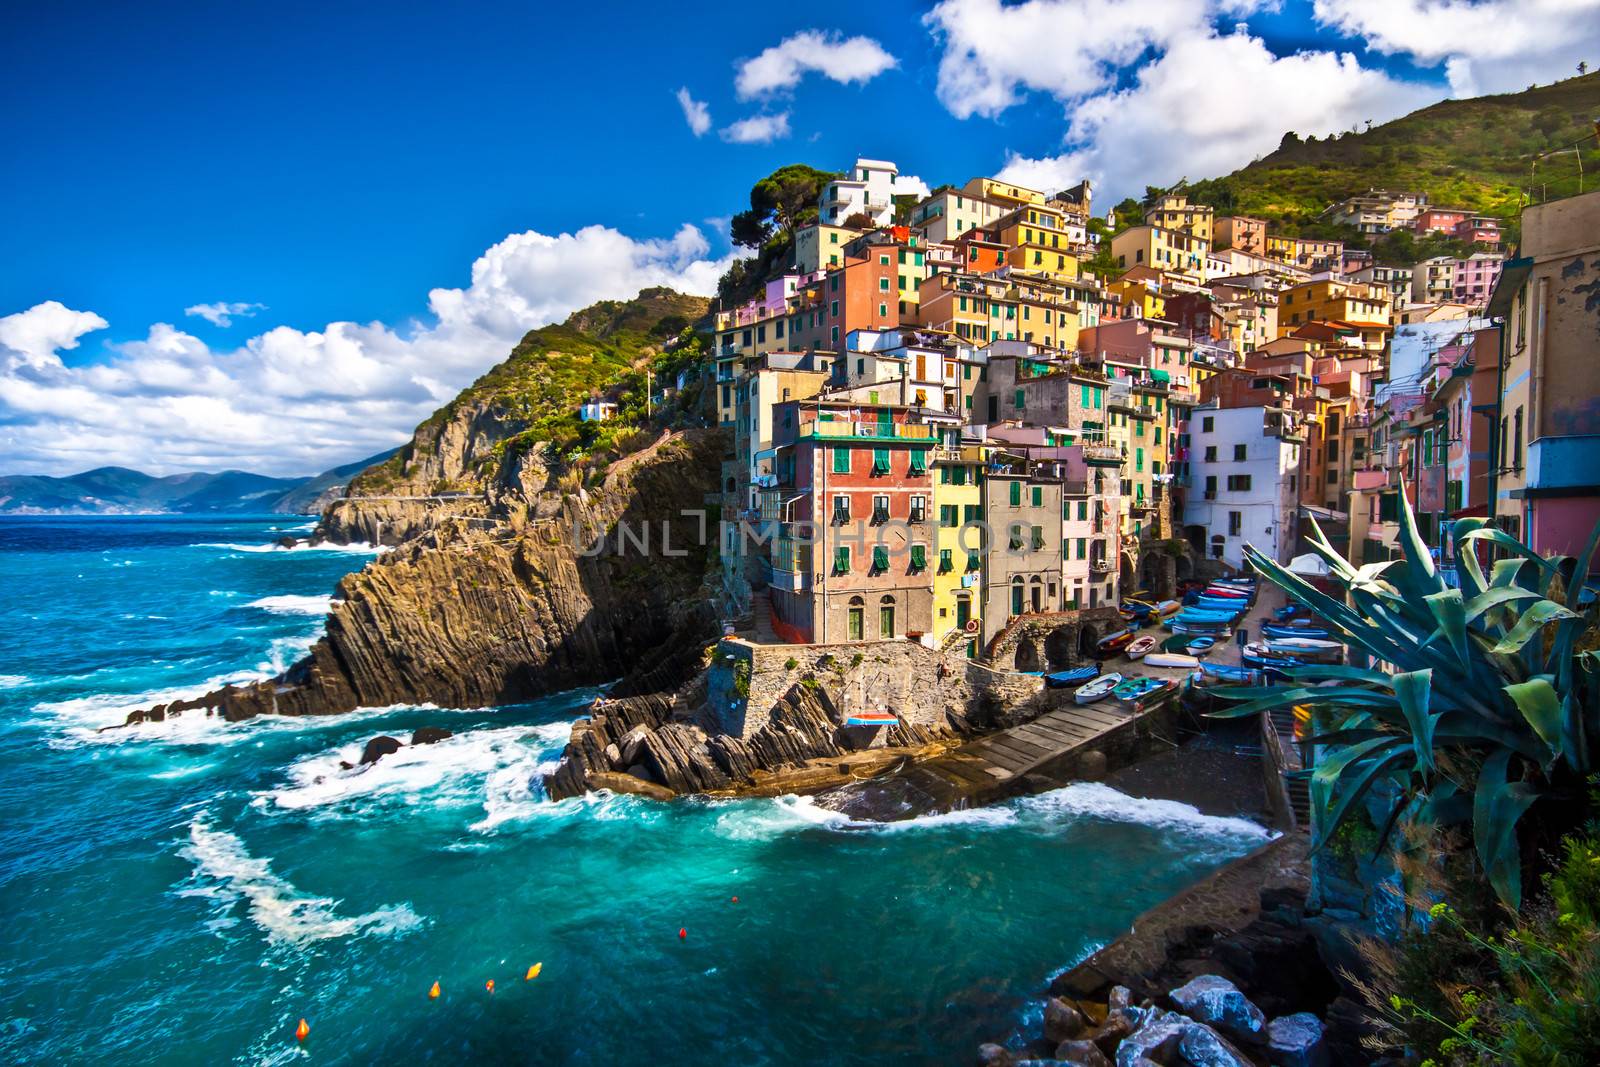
985,606,1124,672
706,636,1041,741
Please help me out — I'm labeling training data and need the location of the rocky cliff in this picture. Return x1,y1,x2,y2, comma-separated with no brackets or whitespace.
318,287,712,546
127,430,724,726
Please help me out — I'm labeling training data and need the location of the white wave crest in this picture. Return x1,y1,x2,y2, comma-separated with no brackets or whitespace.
0,674,32,689
257,633,319,675
260,721,575,826
179,818,423,946
1017,782,1275,842
197,540,380,555
244,594,338,616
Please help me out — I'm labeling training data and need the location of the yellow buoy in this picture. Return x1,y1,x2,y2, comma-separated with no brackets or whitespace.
295,1018,310,1042
525,962,542,981
428,980,441,999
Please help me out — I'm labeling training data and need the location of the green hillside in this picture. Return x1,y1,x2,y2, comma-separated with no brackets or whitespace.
1187,72,1600,244
351,287,711,492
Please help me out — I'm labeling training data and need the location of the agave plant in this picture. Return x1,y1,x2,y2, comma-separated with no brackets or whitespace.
1210,486,1600,910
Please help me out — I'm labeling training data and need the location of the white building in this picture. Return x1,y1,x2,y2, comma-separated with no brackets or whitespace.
819,158,900,228
908,187,1007,244
1183,404,1303,569
579,398,617,422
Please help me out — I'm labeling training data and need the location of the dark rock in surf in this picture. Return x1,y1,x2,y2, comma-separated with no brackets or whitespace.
360,735,403,765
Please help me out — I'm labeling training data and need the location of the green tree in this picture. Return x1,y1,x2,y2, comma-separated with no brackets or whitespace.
729,163,837,249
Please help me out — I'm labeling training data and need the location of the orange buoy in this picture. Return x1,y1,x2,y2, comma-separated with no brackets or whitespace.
525,963,542,981
730,896,739,904
428,981,441,999
295,1018,310,1042
678,927,687,940
485,979,495,994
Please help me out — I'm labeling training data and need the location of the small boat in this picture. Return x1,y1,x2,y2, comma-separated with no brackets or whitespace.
844,710,899,727
1144,651,1200,669
1203,585,1250,599
1162,634,1215,655
1273,604,1306,621
1074,673,1122,704
1262,622,1331,640
1045,665,1099,689
1186,635,1216,654
1195,598,1248,615
1111,675,1175,706
1126,635,1159,658
1096,628,1135,657
1154,599,1182,619
1197,662,1257,683
1265,637,1344,661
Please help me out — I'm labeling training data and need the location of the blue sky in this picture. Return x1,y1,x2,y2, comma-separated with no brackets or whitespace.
2,0,1592,475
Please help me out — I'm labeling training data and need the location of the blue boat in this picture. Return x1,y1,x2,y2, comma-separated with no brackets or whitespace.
1045,665,1100,689
1194,597,1248,614
1273,604,1306,621
1197,663,1257,683
1262,622,1331,640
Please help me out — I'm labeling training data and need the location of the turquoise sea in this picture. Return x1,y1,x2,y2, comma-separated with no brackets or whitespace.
0,516,1273,1064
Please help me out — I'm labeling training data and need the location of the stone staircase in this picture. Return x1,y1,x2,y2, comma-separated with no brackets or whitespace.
752,592,778,644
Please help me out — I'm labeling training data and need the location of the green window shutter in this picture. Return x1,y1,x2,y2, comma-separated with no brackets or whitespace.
967,550,981,571
910,545,927,571
1014,389,1025,409
1009,481,1021,506
1077,538,1087,559
1032,525,1044,550
872,546,889,572
1031,486,1042,507
833,447,851,474
1136,448,1144,472
1077,501,1087,520
953,466,966,486
872,448,890,474
834,547,850,573
909,451,927,474
939,548,952,572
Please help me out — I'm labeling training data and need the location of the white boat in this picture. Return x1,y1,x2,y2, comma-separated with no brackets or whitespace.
1144,651,1201,669
1126,635,1159,658
1074,672,1122,704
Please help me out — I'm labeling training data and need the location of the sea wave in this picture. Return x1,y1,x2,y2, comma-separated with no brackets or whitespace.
709,782,1274,843
1016,782,1276,842
244,594,338,616
0,674,32,689
178,818,424,946
259,721,574,826
197,540,380,555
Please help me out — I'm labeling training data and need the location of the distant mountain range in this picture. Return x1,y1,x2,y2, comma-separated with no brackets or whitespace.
0,449,400,516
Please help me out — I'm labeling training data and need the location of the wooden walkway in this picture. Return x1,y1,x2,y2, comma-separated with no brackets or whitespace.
824,694,1176,819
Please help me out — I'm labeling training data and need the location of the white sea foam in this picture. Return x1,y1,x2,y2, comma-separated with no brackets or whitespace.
0,674,32,689
178,818,424,946
197,540,380,555
259,720,575,828
244,594,337,616
1016,782,1275,842
257,633,320,675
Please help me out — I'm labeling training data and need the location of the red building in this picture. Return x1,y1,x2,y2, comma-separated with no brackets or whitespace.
766,399,937,643
789,251,901,354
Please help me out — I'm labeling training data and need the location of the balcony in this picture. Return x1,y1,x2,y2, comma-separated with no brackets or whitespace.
1082,444,1122,465
800,420,936,441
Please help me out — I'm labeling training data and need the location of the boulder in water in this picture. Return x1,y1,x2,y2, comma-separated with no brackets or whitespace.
1044,997,1088,1043
975,1043,1014,1067
359,735,403,765
1053,1038,1110,1066
1266,1012,1328,1067
1169,975,1266,1046
411,726,453,746
275,536,298,549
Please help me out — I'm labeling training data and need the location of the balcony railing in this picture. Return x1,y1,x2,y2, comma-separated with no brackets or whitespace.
801,421,936,441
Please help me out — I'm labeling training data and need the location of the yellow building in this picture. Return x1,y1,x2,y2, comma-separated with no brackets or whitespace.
793,223,860,273
1111,225,1209,280
996,203,1081,282
1145,194,1214,244
1279,278,1392,330
963,176,1046,208
932,443,986,649
1106,266,1167,320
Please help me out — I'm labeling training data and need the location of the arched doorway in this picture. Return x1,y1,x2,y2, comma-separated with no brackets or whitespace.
1029,575,1043,612
1078,622,1101,659
1044,627,1075,668
847,595,865,641
1014,637,1041,672
878,594,896,639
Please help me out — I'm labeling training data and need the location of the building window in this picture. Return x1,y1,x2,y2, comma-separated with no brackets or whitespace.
871,494,890,523
871,546,890,575
1234,444,1247,461
832,495,850,523
833,448,851,474
1009,481,1022,506
1227,474,1252,491
1204,445,1216,462
833,546,850,574
938,548,953,573
909,496,927,524
909,544,927,573
1203,416,1214,433
872,449,890,475
1228,511,1242,536
1031,486,1043,507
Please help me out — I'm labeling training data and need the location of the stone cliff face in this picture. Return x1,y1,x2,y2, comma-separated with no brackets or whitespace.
127,431,724,726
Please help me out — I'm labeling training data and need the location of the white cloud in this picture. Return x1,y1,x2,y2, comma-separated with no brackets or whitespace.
0,225,731,477
998,29,1433,204
719,111,791,145
674,87,712,137
184,301,266,327
734,30,897,98
0,301,108,370
893,173,932,199
924,0,1219,119
1312,0,1600,96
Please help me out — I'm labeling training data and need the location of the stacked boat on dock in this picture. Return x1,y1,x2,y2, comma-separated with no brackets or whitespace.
1165,576,1256,636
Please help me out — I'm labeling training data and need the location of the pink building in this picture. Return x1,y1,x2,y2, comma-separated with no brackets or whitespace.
1452,254,1503,305
1453,216,1501,245
1413,207,1469,234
